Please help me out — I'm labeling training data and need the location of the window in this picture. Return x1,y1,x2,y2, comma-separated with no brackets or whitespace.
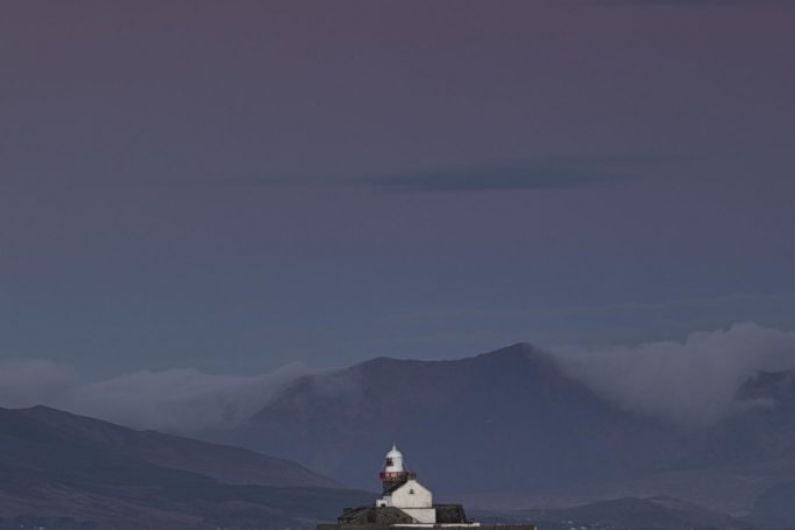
409,489,415,495
385,458,394,466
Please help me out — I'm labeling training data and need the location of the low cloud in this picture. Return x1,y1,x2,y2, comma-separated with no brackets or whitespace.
553,322,795,426
68,363,309,433
0,361,308,434
2,323,793,432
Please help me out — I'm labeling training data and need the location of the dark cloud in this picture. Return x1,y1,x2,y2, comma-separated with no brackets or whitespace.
359,156,678,193
188,155,684,194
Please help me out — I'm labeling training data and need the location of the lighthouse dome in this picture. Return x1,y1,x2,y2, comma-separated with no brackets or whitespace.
384,444,405,473
386,444,402,459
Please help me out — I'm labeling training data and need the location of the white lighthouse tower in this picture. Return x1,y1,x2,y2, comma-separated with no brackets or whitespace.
379,444,408,491
375,444,436,524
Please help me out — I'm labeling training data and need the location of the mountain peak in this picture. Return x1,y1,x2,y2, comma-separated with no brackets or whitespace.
471,342,561,374
348,342,549,373
474,342,543,361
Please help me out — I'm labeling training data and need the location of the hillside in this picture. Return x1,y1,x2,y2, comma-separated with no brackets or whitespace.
0,406,370,529
12,405,336,488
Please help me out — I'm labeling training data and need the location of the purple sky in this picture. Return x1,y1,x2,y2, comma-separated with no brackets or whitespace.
2,1,794,377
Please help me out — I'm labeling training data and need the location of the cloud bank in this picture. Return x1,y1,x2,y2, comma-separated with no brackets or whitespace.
2,323,794,432
553,322,795,425
0,361,308,434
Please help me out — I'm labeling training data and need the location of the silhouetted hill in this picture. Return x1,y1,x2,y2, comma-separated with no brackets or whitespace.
0,406,370,529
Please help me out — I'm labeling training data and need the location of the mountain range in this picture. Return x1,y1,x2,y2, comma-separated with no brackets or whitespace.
4,343,795,528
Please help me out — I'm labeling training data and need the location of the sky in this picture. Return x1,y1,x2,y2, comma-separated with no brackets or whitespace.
2,0,795,382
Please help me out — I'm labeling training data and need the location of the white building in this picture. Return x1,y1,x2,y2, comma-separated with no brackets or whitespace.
375,444,436,524
322,445,501,530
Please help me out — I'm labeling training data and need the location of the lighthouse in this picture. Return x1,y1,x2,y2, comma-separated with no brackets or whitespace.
318,444,535,530
375,444,436,523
